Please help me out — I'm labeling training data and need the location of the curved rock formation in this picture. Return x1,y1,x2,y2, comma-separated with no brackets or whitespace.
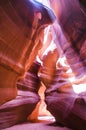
0,0,55,105
42,0,86,130
0,61,41,129
0,0,56,129
0,0,55,104
45,56,86,130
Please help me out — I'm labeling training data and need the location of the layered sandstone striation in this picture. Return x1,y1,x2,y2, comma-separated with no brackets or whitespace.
0,0,55,129
43,0,86,130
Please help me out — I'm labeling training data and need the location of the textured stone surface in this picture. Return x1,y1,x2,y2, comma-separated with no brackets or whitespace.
43,1,86,130
0,0,56,129
0,0,55,104
0,61,41,129
0,96,39,129
45,57,86,130
3,119,73,130
0,0,86,130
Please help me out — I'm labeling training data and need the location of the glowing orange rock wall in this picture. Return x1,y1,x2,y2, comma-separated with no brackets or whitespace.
0,0,55,129
0,0,55,105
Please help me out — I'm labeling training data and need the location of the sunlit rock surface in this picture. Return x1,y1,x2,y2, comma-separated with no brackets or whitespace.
0,0,86,129
0,0,56,129
0,0,55,104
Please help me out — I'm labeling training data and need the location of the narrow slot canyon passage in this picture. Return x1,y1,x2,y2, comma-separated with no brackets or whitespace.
0,0,86,130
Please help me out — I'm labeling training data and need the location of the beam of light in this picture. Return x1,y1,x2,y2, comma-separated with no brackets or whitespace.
57,56,86,94
38,115,55,122
35,0,51,8
72,84,86,94
35,0,86,95
43,26,51,45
